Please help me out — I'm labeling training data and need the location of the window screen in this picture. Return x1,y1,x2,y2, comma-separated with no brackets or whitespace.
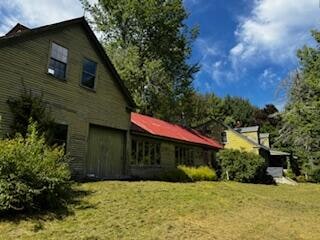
48,42,68,79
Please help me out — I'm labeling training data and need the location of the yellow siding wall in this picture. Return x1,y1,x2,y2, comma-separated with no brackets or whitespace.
0,24,131,177
260,137,270,148
241,131,259,143
224,130,259,154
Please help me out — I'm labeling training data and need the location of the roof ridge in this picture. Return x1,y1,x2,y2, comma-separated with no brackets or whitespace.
0,17,135,108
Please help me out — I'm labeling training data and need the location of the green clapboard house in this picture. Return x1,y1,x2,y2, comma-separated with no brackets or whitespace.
0,17,135,179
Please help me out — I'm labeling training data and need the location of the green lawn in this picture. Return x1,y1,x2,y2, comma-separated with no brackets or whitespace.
1,181,320,240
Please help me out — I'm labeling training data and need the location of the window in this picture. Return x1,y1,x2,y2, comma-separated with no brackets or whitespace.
81,59,97,89
51,123,68,151
175,146,195,166
48,42,68,79
221,131,227,143
131,139,161,166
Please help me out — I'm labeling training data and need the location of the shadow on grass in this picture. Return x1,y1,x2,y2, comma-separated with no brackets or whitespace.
0,185,96,225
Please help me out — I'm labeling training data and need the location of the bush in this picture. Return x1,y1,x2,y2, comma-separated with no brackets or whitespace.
284,168,296,179
217,149,273,183
296,175,307,183
0,122,71,213
7,92,55,141
154,165,217,182
155,168,192,182
309,168,320,183
178,165,217,181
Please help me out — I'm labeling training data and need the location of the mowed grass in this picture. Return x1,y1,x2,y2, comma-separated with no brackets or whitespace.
1,181,320,240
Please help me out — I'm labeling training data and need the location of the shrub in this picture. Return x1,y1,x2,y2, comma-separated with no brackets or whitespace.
0,122,71,213
284,168,296,179
154,165,217,182
178,165,217,181
217,149,273,183
296,175,307,183
155,168,192,182
7,92,55,141
309,168,320,183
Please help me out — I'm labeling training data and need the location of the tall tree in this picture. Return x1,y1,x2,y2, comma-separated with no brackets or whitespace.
254,104,281,145
221,96,258,127
186,93,224,127
82,0,199,123
280,30,320,174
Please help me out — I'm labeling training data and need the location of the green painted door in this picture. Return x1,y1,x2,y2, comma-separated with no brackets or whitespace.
86,125,125,179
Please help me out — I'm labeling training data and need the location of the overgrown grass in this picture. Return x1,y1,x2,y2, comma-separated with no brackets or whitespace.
1,181,320,239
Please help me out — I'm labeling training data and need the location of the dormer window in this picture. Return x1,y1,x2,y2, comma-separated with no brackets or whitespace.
81,59,97,89
48,42,68,80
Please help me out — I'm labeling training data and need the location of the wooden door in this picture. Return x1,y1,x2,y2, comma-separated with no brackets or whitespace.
86,125,125,179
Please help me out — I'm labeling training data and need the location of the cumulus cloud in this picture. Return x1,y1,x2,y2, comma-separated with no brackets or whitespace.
230,0,320,66
0,0,98,36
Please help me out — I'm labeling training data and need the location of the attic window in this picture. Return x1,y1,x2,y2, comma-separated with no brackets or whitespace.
221,131,227,143
48,42,68,80
81,59,97,89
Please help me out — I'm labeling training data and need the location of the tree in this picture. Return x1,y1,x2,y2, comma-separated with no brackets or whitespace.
186,92,224,127
254,104,281,145
82,0,199,123
280,30,320,174
220,96,258,127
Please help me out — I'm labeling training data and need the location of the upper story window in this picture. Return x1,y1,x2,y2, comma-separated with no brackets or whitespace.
81,59,97,89
48,42,68,80
221,131,227,143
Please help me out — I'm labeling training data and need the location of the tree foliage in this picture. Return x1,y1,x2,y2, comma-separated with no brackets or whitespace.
7,92,55,141
82,0,199,123
254,104,281,145
280,30,320,173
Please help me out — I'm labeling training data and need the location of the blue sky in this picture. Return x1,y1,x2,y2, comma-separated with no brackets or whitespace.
0,0,319,109
183,0,320,109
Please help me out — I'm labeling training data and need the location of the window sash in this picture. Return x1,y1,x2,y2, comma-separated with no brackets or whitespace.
175,146,195,166
48,58,67,79
81,59,97,89
131,139,161,166
51,42,68,63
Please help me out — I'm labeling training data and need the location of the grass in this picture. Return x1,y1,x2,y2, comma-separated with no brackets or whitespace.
1,181,320,240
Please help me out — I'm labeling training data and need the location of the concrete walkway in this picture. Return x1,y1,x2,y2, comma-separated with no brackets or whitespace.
274,177,298,185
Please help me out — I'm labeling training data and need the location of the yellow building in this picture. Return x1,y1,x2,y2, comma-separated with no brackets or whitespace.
222,126,270,159
196,120,291,177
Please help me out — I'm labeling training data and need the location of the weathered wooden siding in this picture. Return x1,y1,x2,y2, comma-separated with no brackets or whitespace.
130,134,212,178
0,24,131,177
224,130,259,154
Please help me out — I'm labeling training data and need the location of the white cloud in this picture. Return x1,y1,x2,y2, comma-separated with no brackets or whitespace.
230,0,320,66
258,68,281,90
195,38,221,60
0,0,98,36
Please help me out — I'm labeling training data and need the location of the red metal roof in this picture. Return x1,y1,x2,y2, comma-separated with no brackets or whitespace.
131,112,223,149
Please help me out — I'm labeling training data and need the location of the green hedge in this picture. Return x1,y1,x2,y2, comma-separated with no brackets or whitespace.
0,122,71,213
217,149,273,184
